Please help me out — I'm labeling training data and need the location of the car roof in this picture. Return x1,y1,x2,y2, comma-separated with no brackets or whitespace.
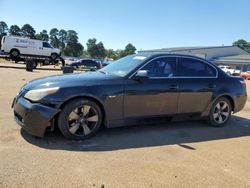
136,52,211,63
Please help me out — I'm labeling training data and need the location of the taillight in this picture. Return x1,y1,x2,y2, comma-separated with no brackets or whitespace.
240,80,246,88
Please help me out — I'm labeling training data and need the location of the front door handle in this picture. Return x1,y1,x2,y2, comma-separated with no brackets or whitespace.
169,84,179,90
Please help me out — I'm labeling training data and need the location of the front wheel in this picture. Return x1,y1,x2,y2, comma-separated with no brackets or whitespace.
50,53,58,60
208,97,232,127
58,99,102,140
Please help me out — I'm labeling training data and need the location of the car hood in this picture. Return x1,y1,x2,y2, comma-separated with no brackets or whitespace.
23,71,119,90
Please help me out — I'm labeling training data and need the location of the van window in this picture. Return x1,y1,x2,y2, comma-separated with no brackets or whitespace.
43,42,52,48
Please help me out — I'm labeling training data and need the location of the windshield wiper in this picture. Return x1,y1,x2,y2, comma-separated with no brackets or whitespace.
99,70,107,74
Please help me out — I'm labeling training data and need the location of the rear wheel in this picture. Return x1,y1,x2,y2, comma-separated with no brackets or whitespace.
208,97,232,127
58,98,102,140
10,49,20,58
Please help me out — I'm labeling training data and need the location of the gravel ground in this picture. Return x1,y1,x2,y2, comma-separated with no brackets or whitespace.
0,61,250,188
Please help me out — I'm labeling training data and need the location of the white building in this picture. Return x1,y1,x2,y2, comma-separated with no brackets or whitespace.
139,46,250,72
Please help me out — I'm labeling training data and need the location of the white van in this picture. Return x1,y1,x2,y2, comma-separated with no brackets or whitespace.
1,36,60,59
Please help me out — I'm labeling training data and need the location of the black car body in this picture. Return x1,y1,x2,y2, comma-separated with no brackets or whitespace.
12,53,247,139
70,59,102,70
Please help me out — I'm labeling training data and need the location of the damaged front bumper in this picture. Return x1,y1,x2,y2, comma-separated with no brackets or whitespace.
12,96,60,137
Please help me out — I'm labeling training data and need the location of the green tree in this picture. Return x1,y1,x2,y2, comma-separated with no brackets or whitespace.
0,21,8,35
35,30,49,41
58,29,67,49
21,24,36,39
96,42,106,58
86,38,106,58
9,25,22,36
81,50,90,57
0,21,8,49
66,30,78,43
124,43,136,56
106,49,118,60
63,30,84,57
233,39,250,53
49,28,60,48
233,39,248,48
86,38,98,57
117,43,137,58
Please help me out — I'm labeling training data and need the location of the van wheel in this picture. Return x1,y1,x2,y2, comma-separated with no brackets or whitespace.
10,49,20,58
51,53,58,60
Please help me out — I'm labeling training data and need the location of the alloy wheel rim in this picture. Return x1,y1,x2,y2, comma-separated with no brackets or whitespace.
67,105,99,136
213,101,230,124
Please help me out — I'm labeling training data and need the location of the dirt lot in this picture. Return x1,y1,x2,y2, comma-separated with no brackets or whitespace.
0,60,250,187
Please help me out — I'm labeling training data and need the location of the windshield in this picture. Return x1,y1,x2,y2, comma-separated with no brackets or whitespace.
99,55,148,77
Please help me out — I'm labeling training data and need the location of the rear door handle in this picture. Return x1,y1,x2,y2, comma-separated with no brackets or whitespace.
169,84,179,90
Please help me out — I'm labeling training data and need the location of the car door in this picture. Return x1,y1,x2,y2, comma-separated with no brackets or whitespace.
124,57,179,118
176,57,217,114
41,42,52,57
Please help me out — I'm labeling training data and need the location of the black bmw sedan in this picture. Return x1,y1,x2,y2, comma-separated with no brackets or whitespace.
12,53,247,140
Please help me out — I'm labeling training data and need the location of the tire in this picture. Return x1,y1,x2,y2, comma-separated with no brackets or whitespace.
62,66,74,74
60,57,65,67
10,49,20,58
33,61,38,69
50,53,58,60
58,98,102,140
208,97,232,127
26,59,35,72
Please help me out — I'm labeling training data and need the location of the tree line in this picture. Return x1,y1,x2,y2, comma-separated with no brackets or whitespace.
0,21,136,59
232,39,250,53
1,21,249,59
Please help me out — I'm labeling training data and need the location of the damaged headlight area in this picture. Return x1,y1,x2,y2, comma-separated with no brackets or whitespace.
24,87,59,102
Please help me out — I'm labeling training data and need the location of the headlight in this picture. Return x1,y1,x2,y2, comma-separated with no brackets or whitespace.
24,87,59,102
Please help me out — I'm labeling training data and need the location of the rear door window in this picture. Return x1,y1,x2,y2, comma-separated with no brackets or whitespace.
177,57,216,77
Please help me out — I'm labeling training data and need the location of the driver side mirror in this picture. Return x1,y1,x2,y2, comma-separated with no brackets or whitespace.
135,70,149,79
